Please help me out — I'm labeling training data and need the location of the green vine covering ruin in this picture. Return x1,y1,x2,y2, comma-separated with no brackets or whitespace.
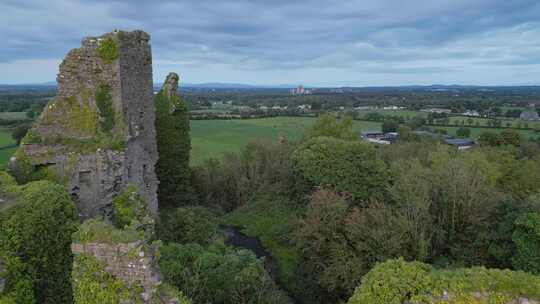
154,73,192,208
97,37,119,63
347,258,540,304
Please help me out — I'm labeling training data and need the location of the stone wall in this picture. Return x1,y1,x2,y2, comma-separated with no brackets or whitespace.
11,30,159,219
72,242,161,301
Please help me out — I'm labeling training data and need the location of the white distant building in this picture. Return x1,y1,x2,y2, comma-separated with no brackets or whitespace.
421,108,452,114
462,110,480,117
520,109,540,121
297,104,312,111
291,85,312,95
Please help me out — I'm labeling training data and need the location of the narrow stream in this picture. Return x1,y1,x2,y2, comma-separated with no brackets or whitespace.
220,225,298,304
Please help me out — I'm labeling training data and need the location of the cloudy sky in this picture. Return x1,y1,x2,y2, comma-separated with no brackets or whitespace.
1,0,540,86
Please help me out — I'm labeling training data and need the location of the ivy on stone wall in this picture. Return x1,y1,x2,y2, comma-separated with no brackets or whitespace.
154,76,192,208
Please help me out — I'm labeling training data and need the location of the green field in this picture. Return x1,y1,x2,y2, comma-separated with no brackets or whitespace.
190,117,381,164
0,127,16,169
436,125,539,139
0,112,27,120
357,109,428,118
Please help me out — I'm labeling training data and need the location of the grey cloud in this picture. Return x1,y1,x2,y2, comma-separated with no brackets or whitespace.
1,0,540,84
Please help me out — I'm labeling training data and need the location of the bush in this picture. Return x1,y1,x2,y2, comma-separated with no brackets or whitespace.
347,258,540,304
292,137,388,202
0,181,78,304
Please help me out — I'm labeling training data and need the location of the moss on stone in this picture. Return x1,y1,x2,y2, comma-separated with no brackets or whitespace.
72,219,141,244
20,130,42,145
39,95,98,137
97,37,119,63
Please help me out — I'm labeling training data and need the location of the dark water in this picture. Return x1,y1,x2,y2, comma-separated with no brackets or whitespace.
220,225,298,304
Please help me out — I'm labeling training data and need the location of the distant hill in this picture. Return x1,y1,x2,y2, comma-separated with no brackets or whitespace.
2,82,540,91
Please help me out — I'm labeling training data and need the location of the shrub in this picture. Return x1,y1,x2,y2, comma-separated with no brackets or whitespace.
347,258,540,304
512,212,540,274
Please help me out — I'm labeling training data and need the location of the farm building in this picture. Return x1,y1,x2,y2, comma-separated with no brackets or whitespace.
520,109,540,121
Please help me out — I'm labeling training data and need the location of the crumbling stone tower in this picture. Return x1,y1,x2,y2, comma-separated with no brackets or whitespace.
11,30,159,218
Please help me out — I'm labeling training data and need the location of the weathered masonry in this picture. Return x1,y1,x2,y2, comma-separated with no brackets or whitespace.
10,30,159,219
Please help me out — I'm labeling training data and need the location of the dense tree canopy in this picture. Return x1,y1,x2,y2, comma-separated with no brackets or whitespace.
159,243,289,304
292,136,389,202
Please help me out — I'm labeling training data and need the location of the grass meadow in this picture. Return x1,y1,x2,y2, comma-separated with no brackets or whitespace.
190,117,382,164
0,112,27,120
0,127,16,169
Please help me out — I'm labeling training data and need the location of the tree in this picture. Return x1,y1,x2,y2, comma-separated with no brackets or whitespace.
295,190,411,301
382,119,399,133
11,124,30,145
499,129,521,146
397,125,414,142
0,180,78,304
479,131,500,147
308,114,356,140
456,127,471,138
158,206,218,245
293,137,389,202
155,73,192,208
406,116,426,130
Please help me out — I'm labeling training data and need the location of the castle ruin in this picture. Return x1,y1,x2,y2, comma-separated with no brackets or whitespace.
10,30,159,219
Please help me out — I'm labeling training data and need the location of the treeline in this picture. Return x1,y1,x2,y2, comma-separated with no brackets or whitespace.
183,88,540,113
0,91,52,113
